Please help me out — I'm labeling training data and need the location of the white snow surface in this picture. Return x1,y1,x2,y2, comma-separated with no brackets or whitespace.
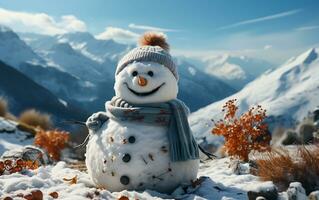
0,158,273,200
0,117,33,156
202,54,273,89
190,48,319,145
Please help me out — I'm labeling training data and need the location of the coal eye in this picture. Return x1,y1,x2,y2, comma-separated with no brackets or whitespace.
148,71,154,77
132,71,138,76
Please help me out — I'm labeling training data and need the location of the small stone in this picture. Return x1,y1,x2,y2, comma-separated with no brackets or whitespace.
128,136,136,143
309,191,319,200
120,175,130,185
247,184,278,200
122,154,131,163
287,182,306,200
111,171,115,176
49,192,59,199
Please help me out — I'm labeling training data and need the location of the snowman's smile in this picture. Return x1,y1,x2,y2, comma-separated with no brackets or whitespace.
124,82,165,96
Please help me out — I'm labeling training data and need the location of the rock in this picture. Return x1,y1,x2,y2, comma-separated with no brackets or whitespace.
229,159,250,175
256,197,267,200
309,191,319,200
281,130,300,145
298,123,315,144
287,182,307,200
247,183,278,200
1,145,50,165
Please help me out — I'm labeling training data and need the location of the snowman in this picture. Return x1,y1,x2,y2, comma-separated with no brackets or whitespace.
85,32,199,193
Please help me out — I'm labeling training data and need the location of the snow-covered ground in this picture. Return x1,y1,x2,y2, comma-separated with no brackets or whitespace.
1,116,275,200
0,158,274,200
0,117,33,155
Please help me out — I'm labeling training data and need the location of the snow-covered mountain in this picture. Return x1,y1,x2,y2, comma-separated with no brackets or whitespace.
190,48,319,145
0,60,88,121
202,54,273,89
17,32,237,111
177,60,236,111
0,26,44,67
40,42,110,82
22,32,131,62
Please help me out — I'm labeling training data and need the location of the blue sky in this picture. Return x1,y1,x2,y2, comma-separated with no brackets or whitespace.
0,0,319,63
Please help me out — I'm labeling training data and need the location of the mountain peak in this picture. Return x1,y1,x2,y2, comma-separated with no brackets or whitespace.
290,48,318,66
57,31,95,42
0,25,13,32
303,48,318,64
0,25,19,40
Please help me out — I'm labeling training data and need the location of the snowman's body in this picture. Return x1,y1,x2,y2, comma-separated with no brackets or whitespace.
86,119,199,193
85,33,199,193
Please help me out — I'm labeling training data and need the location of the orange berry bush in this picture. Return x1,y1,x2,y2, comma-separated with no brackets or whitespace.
34,129,69,161
212,99,271,161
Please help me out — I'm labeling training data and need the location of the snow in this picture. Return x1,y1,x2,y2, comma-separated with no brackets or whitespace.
0,117,33,156
190,48,319,145
59,99,68,107
0,158,274,200
202,54,273,89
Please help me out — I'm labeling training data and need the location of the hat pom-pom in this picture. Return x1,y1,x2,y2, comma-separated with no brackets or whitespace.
139,32,169,51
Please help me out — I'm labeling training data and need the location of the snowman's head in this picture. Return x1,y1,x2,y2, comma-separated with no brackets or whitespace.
114,32,179,104
114,61,178,104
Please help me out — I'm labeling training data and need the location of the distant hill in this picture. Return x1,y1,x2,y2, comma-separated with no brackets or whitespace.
0,60,89,121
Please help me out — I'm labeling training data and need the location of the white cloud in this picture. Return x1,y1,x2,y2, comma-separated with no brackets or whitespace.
95,27,139,44
217,9,302,30
0,8,87,35
264,45,272,50
128,23,180,32
296,25,319,31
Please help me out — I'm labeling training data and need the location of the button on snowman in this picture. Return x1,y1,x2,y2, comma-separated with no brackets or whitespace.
85,32,199,193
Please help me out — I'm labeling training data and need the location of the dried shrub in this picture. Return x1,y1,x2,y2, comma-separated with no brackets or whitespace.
19,109,53,130
256,145,319,194
212,99,271,161
0,97,8,117
34,129,69,161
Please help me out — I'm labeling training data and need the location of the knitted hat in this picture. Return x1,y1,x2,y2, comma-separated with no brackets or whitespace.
116,32,178,80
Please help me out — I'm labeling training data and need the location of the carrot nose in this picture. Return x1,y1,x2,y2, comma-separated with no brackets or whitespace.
137,76,147,87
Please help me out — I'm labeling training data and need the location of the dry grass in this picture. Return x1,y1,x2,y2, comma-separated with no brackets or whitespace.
34,129,69,161
0,97,8,117
256,145,319,194
19,109,53,130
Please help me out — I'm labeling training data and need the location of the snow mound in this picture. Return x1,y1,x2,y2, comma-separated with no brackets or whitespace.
0,117,33,156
